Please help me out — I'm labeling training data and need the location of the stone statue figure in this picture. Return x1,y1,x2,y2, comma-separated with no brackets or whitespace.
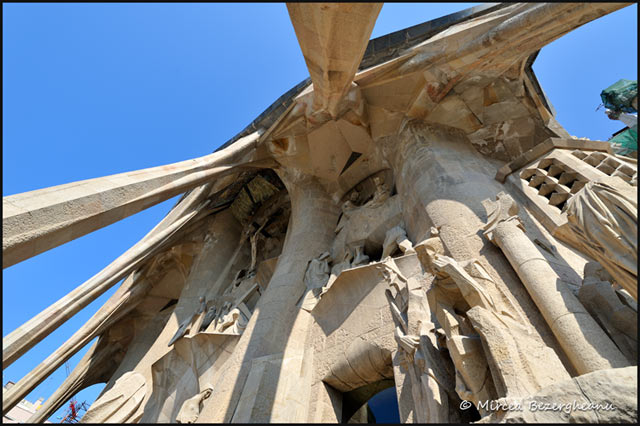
382,224,415,259
578,261,638,362
199,305,217,333
176,385,214,423
363,176,390,208
342,190,360,212
169,297,206,346
351,244,369,266
415,230,571,411
216,302,251,335
565,179,638,299
335,190,360,234
189,296,209,336
244,217,269,271
298,251,331,311
325,249,353,290
212,302,232,332
304,252,331,295
377,258,459,423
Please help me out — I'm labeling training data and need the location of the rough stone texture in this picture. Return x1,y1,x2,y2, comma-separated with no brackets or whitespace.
482,192,630,376
287,3,382,117
3,3,637,424
480,367,638,423
566,178,638,299
2,133,272,268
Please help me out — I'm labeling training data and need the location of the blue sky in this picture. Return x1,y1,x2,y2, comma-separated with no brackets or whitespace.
3,3,637,422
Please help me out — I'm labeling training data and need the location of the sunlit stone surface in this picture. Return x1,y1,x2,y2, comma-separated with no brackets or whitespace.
3,3,637,423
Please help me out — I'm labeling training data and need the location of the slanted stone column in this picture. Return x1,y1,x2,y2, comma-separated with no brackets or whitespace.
482,192,629,375
197,171,338,423
2,271,153,415
26,337,121,424
390,120,578,386
2,187,205,369
2,132,271,268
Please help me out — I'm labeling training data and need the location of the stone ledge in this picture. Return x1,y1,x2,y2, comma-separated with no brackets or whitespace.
495,138,612,183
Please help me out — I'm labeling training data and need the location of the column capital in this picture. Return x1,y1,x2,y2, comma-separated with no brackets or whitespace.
482,192,525,243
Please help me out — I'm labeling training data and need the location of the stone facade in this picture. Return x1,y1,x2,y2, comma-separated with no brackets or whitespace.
2,3,637,423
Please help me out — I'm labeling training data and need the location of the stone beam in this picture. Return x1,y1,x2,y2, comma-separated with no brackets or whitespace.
2,184,208,368
2,271,152,415
287,3,382,117
360,3,629,86
2,132,272,268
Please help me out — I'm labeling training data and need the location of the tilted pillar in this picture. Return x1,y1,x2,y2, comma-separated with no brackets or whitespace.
482,192,629,375
197,172,338,422
2,187,205,369
2,271,152,414
26,336,122,424
2,132,271,268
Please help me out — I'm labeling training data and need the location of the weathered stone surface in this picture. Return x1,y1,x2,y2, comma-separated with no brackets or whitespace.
287,3,382,117
2,133,271,268
3,3,637,424
81,371,147,423
481,367,638,423
482,192,630,376
566,178,638,299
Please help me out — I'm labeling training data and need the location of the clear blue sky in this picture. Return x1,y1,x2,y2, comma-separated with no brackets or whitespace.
3,3,637,422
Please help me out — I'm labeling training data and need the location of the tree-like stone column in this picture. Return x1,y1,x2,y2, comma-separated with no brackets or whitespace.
2,132,272,268
197,172,338,423
482,192,629,375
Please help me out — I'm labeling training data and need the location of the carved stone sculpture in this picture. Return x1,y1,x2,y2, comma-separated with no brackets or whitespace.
325,249,353,290
378,257,460,423
381,224,415,259
335,191,361,234
565,179,638,299
363,176,391,208
578,262,638,363
199,304,217,333
216,303,251,335
212,302,232,332
298,252,332,311
351,244,370,266
176,386,214,424
248,221,268,273
416,229,577,412
3,4,636,424
482,192,629,375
